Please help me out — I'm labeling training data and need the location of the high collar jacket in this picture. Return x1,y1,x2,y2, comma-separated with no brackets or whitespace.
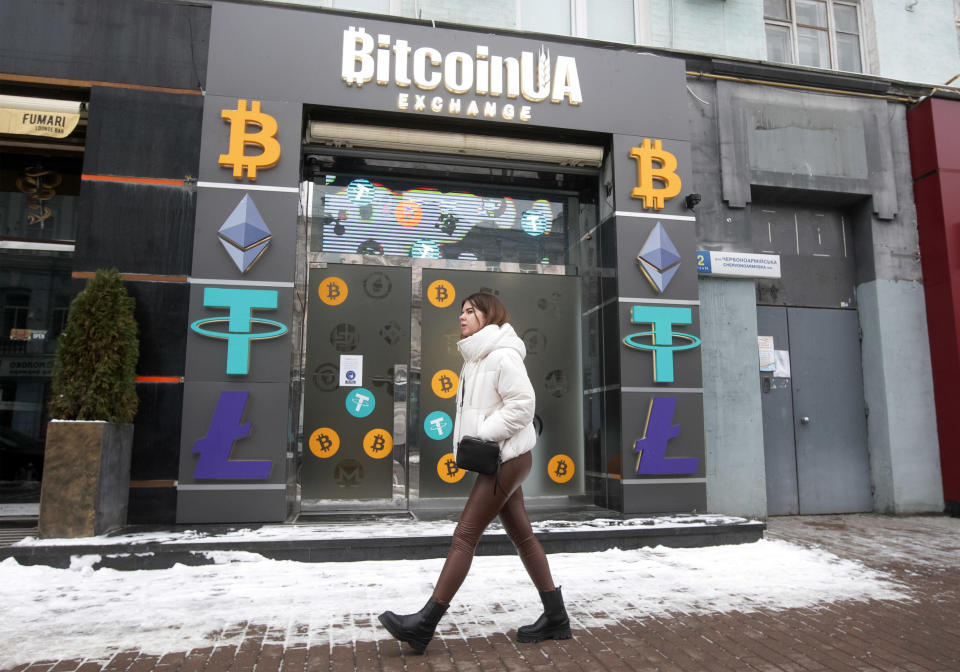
453,323,537,463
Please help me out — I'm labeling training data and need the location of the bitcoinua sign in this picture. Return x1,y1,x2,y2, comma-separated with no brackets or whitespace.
341,26,583,122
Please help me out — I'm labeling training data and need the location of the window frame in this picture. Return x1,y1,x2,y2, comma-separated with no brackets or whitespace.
764,0,866,73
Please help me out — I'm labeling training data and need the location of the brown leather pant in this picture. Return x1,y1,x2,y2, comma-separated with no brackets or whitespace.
432,451,556,604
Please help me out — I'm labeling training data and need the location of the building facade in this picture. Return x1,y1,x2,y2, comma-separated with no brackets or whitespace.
0,0,953,524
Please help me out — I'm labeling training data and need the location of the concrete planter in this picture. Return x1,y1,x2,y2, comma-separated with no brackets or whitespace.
38,421,134,538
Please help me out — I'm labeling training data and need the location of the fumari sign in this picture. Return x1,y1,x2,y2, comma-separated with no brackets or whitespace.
342,26,583,122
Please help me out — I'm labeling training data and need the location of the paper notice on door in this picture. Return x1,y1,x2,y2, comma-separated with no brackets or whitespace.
758,336,775,372
339,354,362,387
774,350,791,378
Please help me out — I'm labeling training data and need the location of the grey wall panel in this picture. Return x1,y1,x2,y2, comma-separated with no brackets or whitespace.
716,81,898,219
621,482,706,514
700,277,767,519
73,181,196,276
0,0,209,89
84,88,203,180
206,2,687,138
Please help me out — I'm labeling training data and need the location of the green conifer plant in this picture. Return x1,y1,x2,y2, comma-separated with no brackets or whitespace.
48,268,139,424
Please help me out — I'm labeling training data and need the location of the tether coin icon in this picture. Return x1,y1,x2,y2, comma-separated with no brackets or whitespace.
363,429,393,459
345,387,375,418
423,411,453,440
319,276,348,306
431,369,459,399
309,428,340,459
548,454,575,484
437,452,466,483
427,279,455,308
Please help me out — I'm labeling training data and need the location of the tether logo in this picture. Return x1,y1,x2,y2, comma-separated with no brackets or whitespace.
191,288,288,375
629,139,682,210
622,305,700,383
218,99,281,180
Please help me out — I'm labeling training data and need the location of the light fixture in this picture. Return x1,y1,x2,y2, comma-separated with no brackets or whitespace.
684,193,702,209
308,121,603,167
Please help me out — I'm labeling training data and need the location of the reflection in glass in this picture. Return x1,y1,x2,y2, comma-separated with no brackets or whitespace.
310,174,568,265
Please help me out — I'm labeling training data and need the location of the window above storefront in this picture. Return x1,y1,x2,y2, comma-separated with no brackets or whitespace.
764,0,864,73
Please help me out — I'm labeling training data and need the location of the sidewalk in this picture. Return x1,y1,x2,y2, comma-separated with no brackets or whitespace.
2,513,958,671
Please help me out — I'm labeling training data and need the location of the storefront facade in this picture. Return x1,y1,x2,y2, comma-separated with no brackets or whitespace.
0,0,947,524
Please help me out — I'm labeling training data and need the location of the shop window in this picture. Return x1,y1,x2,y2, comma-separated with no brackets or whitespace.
306,172,571,266
764,0,863,72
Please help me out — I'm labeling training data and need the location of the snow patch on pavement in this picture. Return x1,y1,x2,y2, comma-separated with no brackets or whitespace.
0,539,909,668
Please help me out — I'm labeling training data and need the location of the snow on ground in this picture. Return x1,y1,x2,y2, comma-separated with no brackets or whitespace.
12,514,752,547
0,539,909,668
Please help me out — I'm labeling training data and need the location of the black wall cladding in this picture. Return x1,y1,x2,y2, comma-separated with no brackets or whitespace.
84,88,203,180
0,0,210,89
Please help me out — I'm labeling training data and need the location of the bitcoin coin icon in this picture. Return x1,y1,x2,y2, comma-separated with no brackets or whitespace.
363,428,393,459
309,427,340,459
319,276,348,306
629,139,682,210
427,279,455,308
218,100,282,180
431,369,459,399
437,452,466,483
547,454,575,484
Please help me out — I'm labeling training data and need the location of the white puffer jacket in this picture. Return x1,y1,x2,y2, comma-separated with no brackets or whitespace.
452,323,537,463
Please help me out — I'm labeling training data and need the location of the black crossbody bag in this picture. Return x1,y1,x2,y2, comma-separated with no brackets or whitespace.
456,373,503,492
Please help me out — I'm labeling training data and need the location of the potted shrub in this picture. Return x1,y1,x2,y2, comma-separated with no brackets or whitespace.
38,268,139,538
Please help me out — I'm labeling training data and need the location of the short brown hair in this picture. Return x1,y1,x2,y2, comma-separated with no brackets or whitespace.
462,292,509,327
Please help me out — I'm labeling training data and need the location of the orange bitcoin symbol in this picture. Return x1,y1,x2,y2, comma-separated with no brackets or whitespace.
431,369,459,399
395,200,423,227
363,429,393,459
218,99,282,180
309,428,340,459
437,452,466,483
427,279,455,308
629,139,682,210
319,277,348,306
547,454,575,484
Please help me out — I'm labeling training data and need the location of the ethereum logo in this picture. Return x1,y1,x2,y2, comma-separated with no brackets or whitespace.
637,222,681,293
218,194,272,273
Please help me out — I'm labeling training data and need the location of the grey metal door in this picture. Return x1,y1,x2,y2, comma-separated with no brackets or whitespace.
758,306,872,515
757,307,799,515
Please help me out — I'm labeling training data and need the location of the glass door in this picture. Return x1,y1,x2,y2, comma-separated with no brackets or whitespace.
301,264,411,506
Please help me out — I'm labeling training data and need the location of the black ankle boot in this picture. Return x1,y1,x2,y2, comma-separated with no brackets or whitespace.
517,586,572,643
378,597,449,653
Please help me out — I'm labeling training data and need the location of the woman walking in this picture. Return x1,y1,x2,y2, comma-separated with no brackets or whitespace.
378,292,571,653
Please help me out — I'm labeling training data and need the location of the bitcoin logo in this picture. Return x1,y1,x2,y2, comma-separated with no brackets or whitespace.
319,277,348,306
629,139,682,210
437,452,466,483
309,428,340,459
218,100,282,180
547,454,575,484
427,279,455,308
431,369,459,399
363,429,393,459
395,200,423,227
